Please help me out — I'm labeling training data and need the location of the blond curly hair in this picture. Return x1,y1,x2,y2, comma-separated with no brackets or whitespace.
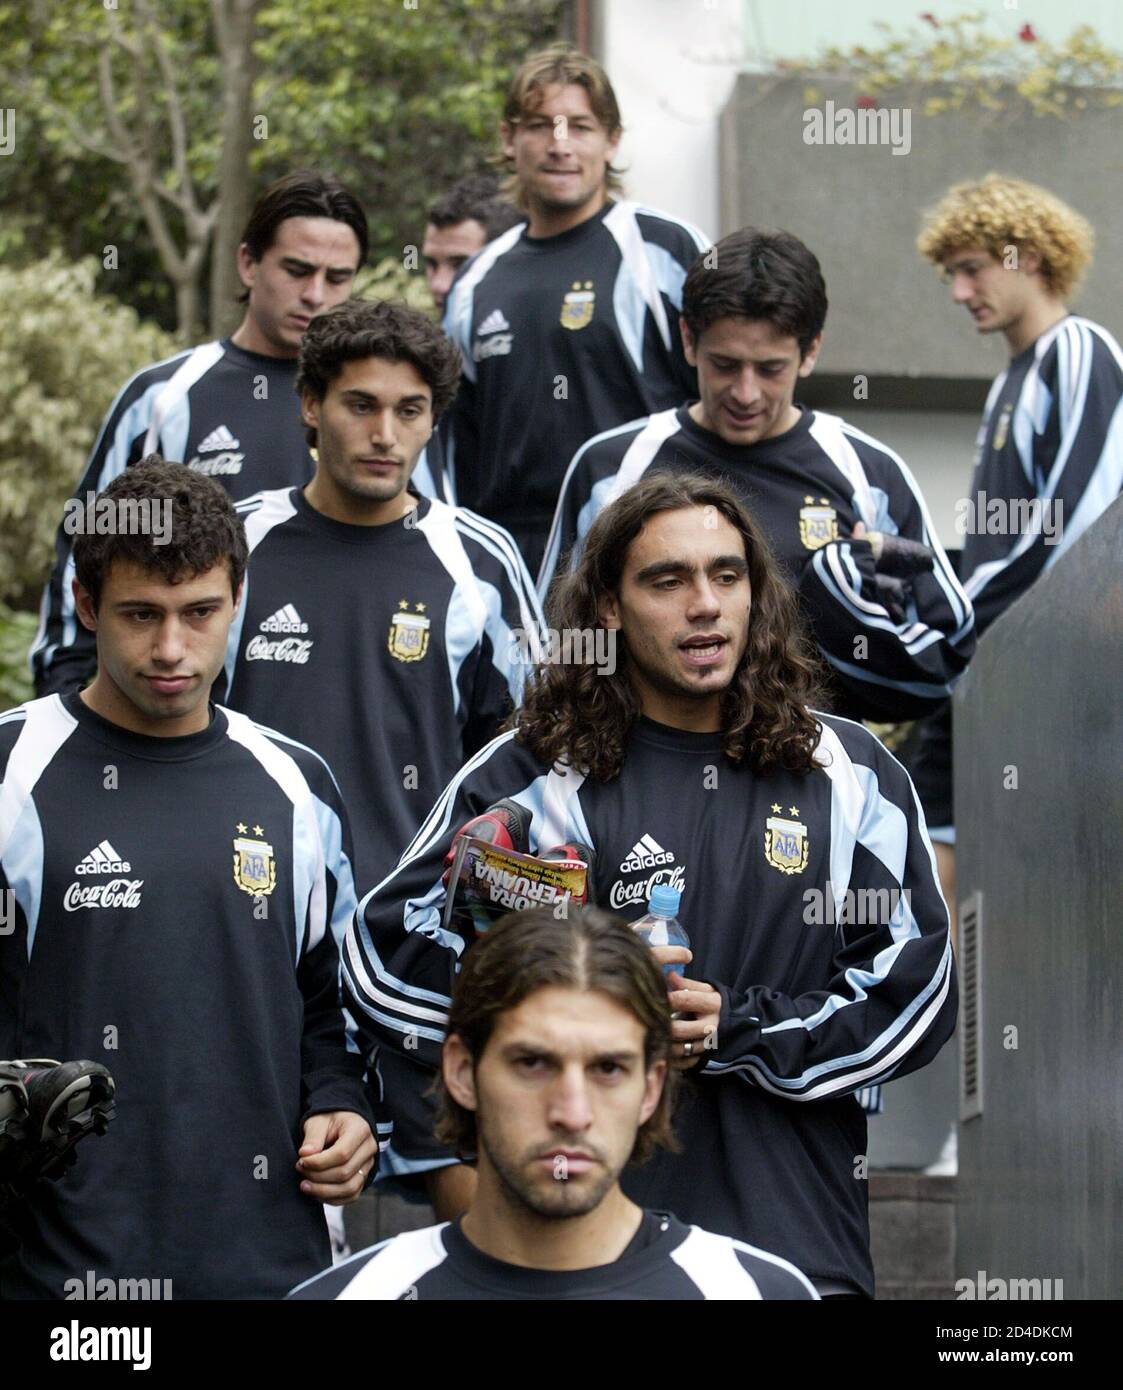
917,174,1094,300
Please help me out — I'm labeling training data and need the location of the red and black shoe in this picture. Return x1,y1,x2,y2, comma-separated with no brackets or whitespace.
0,1059,116,1189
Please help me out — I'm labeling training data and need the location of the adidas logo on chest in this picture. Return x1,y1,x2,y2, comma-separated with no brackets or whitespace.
64,841,143,912
245,605,314,664
188,423,244,476
619,834,675,873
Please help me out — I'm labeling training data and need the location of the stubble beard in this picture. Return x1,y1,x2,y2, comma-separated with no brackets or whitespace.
478,1121,617,1222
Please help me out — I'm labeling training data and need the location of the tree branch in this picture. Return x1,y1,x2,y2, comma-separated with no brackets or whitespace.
134,0,199,223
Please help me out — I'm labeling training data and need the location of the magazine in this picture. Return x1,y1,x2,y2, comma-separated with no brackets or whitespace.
442,835,590,937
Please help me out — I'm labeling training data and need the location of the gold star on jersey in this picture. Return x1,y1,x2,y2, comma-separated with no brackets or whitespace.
799,497,839,551
764,808,809,874
389,599,431,663
560,280,595,331
232,823,276,896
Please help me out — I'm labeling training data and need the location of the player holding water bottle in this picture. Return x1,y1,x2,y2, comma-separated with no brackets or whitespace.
345,471,954,1297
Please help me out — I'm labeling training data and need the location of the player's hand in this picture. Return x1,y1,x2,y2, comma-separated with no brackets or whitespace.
850,520,884,565
650,944,692,973
297,1111,376,1205
853,522,934,578
666,971,722,1071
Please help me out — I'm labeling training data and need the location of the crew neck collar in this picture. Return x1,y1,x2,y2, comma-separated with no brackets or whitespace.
675,402,814,462
62,691,228,762
1014,313,1072,366
220,337,300,372
293,486,430,545
631,714,726,753
521,200,614,250
443,1211,683,1295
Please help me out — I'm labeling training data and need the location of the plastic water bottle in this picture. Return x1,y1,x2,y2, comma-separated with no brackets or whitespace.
632,885,691,978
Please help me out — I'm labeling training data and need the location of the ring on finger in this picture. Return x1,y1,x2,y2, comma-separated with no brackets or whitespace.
684,1041,693,1057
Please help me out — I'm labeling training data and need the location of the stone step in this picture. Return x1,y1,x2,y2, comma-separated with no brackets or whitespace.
870,1172,956,1299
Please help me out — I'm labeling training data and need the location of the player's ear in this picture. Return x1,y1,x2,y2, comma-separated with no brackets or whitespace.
300,390,321,437
598,590,622,631
639,1058,667,1126
236,242,257,293
1019,245,1042,277
680,316,697,367
500,121,517,162
798,333,822,379
73,579,98,633
442,1033,479,1114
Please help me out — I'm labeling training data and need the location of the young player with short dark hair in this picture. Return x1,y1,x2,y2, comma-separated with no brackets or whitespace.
441,44,709,574
539,226,975,723
422,174,523,315
904,174,1123,909
32,169,369,698
1,461,375,1299
344,471,956,1297
290,907,817,1300
218,299,544,891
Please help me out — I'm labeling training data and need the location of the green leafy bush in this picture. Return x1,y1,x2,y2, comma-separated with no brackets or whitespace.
0,255,178,603
0,604,37,708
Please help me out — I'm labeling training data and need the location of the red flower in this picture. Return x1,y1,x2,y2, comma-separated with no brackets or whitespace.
1019,23,1038,41
919,11,939,27
856,94,878,108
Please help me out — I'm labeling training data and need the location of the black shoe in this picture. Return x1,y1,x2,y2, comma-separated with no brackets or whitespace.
0,1059,116,1188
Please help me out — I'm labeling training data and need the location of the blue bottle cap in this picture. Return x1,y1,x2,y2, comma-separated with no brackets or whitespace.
648,884,681,916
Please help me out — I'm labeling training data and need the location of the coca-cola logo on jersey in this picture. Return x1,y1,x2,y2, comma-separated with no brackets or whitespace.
608,863,686,911
245,635,313,664
63,879,144,912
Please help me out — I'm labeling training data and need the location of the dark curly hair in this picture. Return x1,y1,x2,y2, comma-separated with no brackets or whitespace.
296,297,462,446
683,227,827,358
519,472,824,780
73,456,248,610
434,905,678,1165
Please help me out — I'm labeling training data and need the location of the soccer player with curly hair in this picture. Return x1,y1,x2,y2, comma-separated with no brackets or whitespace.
904,174,1123,914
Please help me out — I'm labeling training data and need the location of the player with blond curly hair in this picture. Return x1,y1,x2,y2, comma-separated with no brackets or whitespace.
904,174,1123,919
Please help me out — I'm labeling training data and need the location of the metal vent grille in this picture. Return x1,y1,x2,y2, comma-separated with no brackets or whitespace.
959,891,982,1122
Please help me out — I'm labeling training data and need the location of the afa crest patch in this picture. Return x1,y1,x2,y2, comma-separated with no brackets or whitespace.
561,280,595,330
764,806,809,875
233,825,276,897
799,497,839,551
389,600,431,662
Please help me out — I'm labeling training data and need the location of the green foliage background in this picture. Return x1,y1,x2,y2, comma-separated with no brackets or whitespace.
0,256,179,605
0,0,564,332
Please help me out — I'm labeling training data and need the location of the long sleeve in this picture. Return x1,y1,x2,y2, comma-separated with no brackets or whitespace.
700,725,957,1100
295,754,373,1125
342,732,545,1074
796,425,976,720
457,515,545,759
964,316,1123,635
537,435,602,601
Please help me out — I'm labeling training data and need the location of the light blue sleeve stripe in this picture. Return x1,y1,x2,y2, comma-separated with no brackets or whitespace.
442,584,482,718
310,790,358,955
612,258,653,374
644,242,690,311
3,795,44,960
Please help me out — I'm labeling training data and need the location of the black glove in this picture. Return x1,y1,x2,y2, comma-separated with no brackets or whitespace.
870,533,935,578
873,574,910,623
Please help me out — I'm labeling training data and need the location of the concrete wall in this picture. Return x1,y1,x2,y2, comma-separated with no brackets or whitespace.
598,0,742,238
719,74,1123,379
954,497,1123,1299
